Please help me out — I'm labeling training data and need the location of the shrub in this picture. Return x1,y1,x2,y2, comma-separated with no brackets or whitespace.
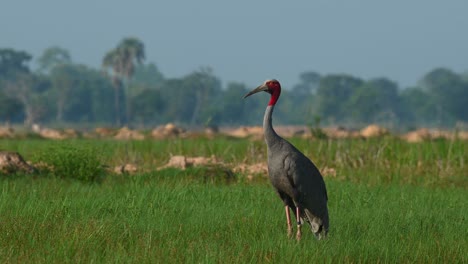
37,143,105,183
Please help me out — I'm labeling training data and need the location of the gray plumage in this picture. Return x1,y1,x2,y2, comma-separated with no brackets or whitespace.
244,79,329,239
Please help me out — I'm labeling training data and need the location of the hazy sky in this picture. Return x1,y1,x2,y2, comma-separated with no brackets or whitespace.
2,0,467,89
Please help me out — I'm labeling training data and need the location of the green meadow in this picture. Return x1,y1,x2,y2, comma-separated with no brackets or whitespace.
0,137,466,263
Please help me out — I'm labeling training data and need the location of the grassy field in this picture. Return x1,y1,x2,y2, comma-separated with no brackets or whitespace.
0,137,467,263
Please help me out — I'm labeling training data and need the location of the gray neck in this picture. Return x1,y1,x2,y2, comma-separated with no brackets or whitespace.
263,105,281,148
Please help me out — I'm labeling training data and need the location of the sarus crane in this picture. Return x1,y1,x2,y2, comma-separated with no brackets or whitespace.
244,79,329,240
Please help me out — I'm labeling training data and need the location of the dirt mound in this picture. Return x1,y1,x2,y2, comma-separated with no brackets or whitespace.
151,123,186,139
114,163,138,174
403,129,468,142
320,167,337,178
275,126,311,138
32,161,54,172
38,128,67,140
114,127,145,140
225,127,250,138
430,129,456,140
0,151,36,174
63,128,79,138
95,127,115,137
403,128,431,143
458,131,468,140
158,155,220,170
204,126,219,137
225,126,263,139
232,162,268,180
360,124,389,138
0,126,14,138
323,126,350,139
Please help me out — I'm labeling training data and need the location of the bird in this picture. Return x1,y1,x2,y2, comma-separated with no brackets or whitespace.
244,79,329,240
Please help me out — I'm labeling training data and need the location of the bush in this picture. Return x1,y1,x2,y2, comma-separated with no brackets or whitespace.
37,143,106,183
309,115,328,140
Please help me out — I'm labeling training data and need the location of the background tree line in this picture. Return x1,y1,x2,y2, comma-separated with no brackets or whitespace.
1,38,467,129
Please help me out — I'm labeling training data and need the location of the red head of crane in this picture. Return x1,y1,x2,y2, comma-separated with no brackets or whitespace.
244,79,329,240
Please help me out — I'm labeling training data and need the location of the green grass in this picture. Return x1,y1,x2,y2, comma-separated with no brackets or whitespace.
1,137,465,187
0,137,467,263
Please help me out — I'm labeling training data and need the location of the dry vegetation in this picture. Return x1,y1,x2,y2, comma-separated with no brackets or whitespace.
1,123,468,142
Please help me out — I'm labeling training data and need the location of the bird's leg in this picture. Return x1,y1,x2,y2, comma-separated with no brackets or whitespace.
285,206,293,238
296,207,302,240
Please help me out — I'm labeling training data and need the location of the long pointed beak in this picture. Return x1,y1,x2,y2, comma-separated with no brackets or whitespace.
243,84,269,98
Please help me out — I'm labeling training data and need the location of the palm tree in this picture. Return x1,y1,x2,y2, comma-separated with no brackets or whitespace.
102,48,124,126
102,37,145,126
37,46,71,74
119,38,145,124
119,38,145,80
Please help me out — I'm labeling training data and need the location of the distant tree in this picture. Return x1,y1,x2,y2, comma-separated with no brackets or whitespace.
420,68,468,123
461,71,468,83
157,68,222,126
400,87,438,126
348,78,401,125
131,89,165,125
4,73,50,126
103,48,124,126
0,91,23,123
288,71,321,124
159,78,188,123
37,46,71,74
86,68,116,123
0,48,31,80
132,63,165,88
0,50,49,125
274,89,298,124
59,65,115,123
183,67,222,126
314,74,364,124
130,63,165,100
103,37,145,125
49,64,77,122
292,71,321,95
221,82,249,124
